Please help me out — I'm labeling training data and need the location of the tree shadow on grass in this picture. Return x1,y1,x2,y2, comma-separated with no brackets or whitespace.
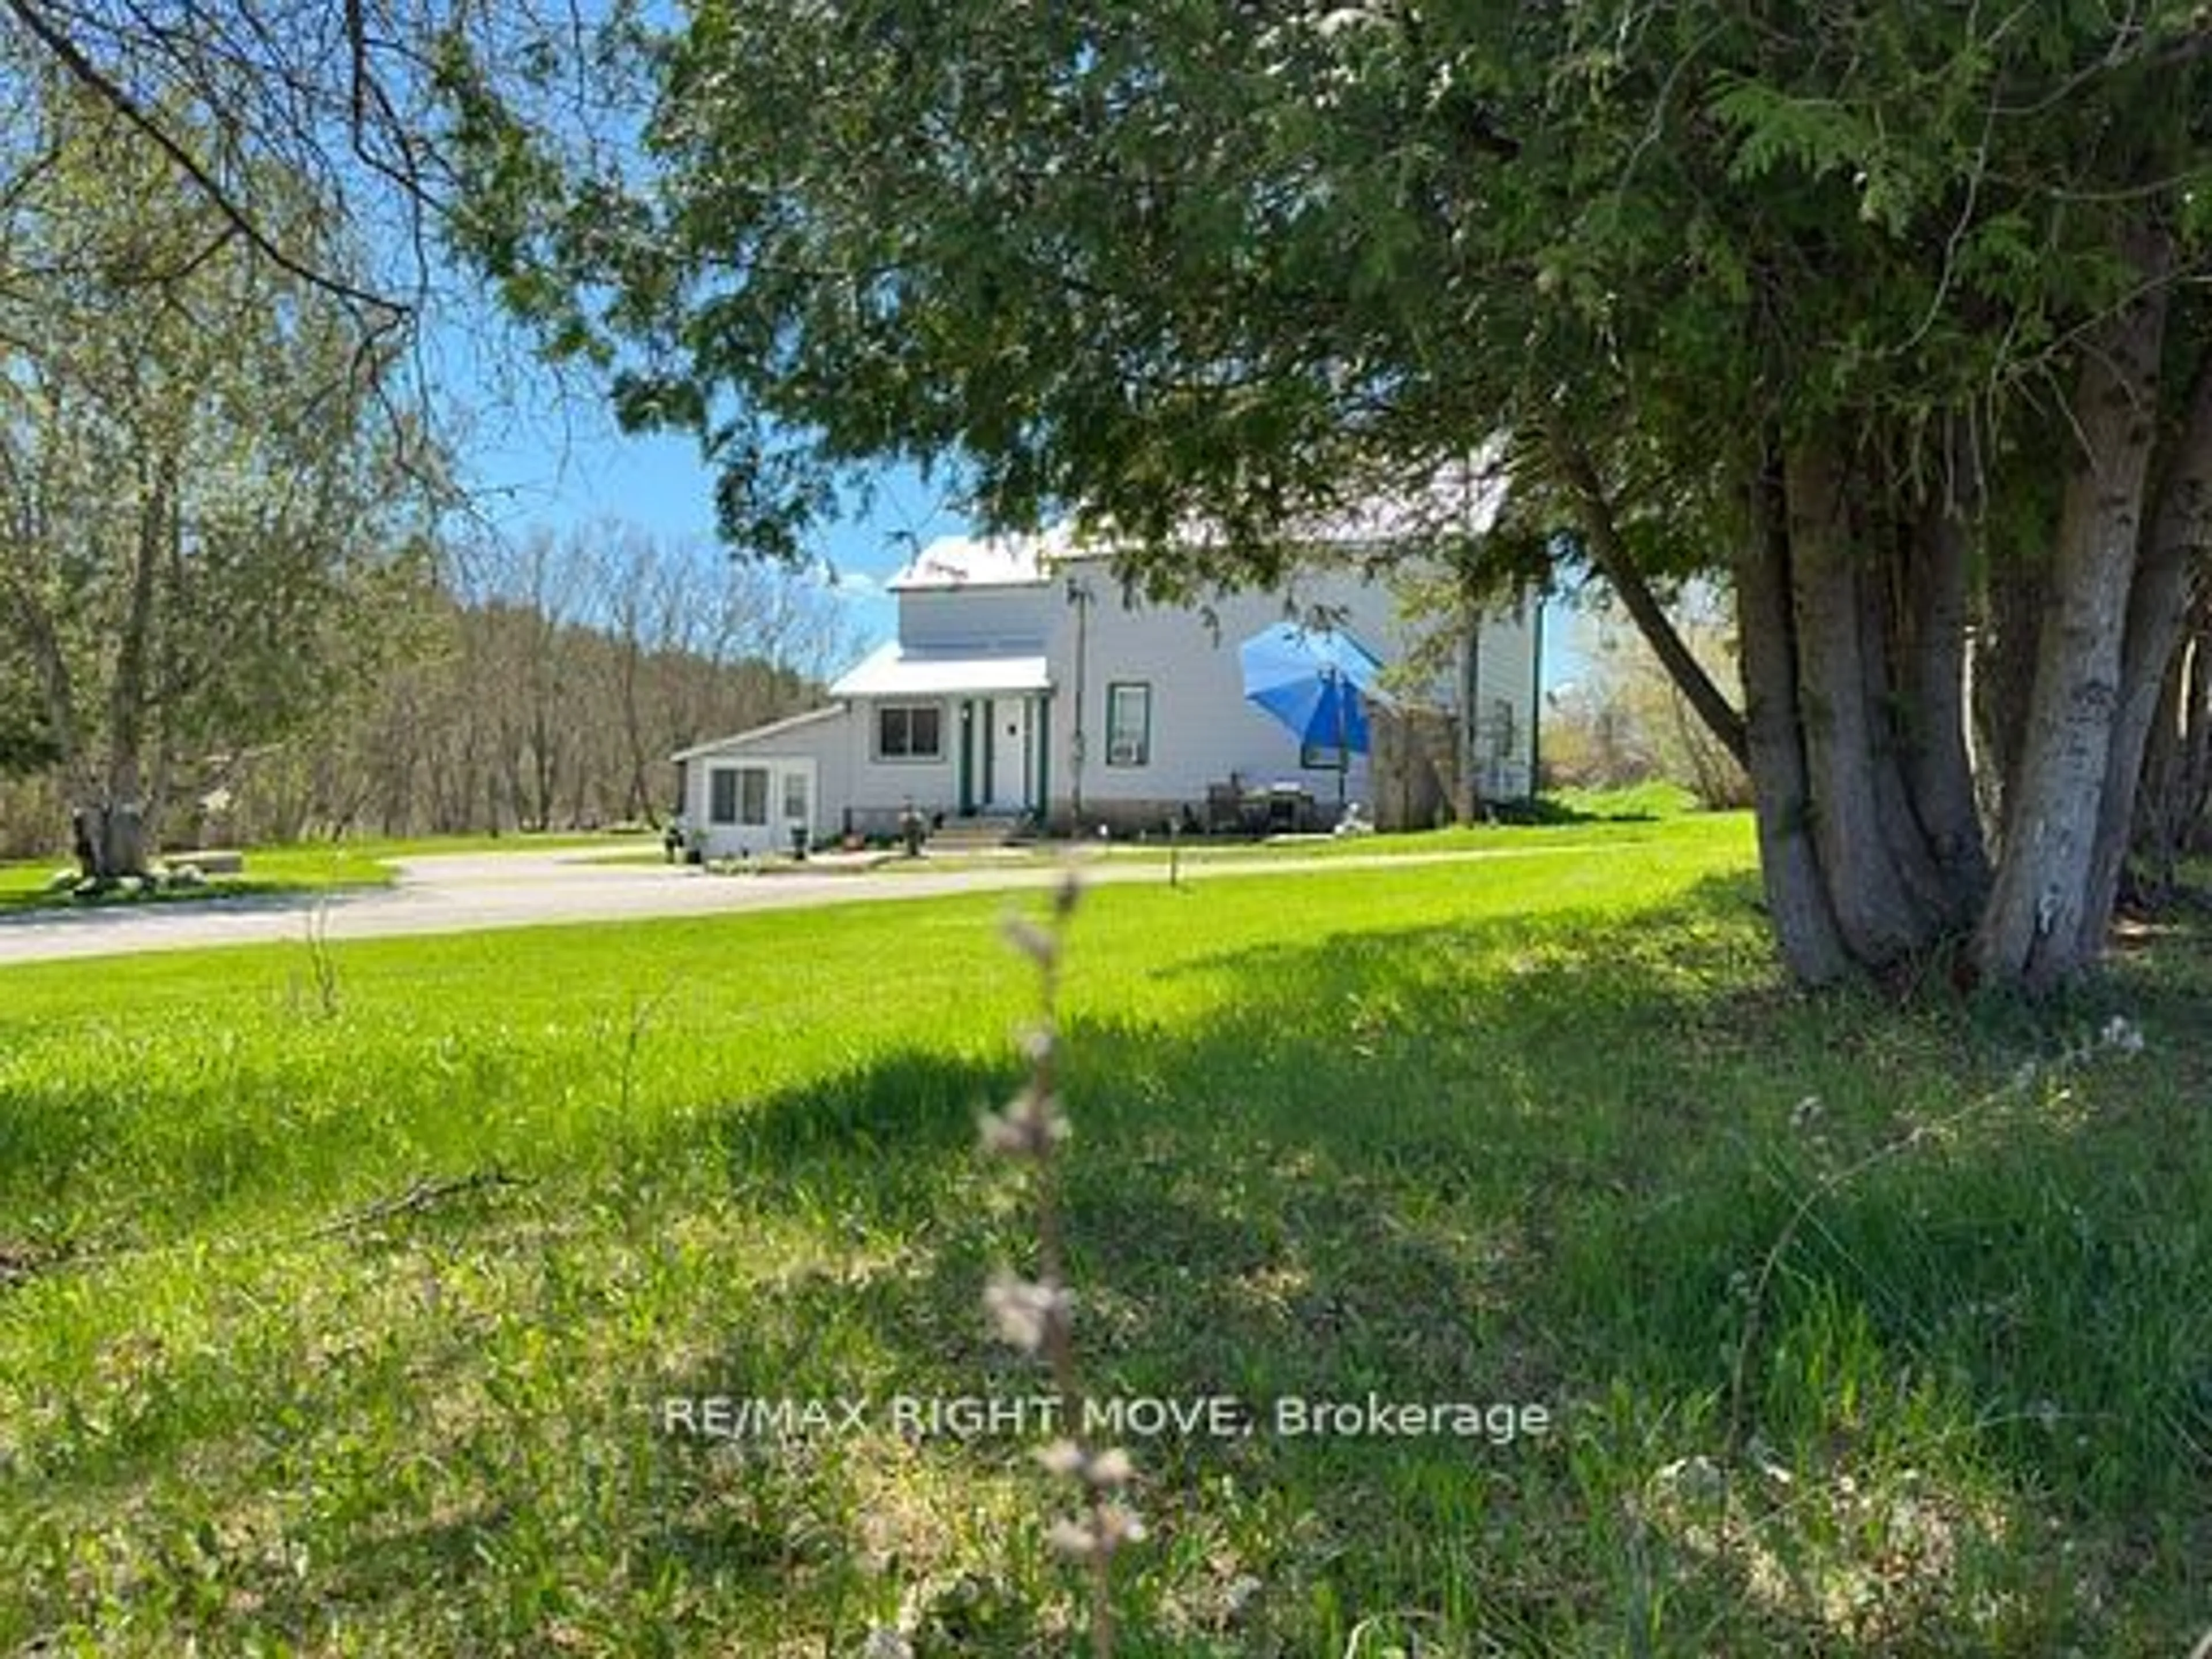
0,880,377,925
1487,796,1658,825
634,874,2211,1650
16,876,2205,1655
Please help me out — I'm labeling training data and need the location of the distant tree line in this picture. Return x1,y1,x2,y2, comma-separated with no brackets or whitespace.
0,521,849,858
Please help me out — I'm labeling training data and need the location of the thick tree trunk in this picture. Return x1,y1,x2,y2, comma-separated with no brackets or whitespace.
1546,424,1751,769
1785,438,1945,963
1975,539,2045,831
1974,233,2171,990
1736,453,1852,984
71,451,175,880
2137,600,2212,888
1901,435,1993,907
2076,348,2212,950
1858,520,1976,929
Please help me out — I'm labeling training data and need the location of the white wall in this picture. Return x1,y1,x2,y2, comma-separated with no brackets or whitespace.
685,711,853,857
839,699,963,829
683,561,1543,843
1050,572,1403,825
1468,598,1539,800
895,585,1055,650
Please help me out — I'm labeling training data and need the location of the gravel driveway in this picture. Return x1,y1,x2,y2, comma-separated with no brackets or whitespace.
0,851,1055,966
0,844,1577,967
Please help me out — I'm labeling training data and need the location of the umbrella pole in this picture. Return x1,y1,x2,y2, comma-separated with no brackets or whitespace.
1334,668,1348,808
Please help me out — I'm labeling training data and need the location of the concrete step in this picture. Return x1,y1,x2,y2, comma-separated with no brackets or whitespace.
926,815,1028,850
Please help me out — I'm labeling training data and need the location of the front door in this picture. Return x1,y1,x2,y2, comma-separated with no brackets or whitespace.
778,761,815,850
984,697,1031,813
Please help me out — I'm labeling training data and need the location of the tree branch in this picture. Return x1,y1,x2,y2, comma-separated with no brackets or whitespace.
2,0,412,325
1544,421,1751,768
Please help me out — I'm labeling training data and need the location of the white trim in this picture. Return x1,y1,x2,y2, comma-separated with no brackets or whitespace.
673,704,843,762
1104,681,1152,768
871,700,949,763
831,640,1053,698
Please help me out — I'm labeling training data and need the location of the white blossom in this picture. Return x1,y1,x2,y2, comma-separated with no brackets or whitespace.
979,1086,1070,1160
1035,1439,1134,1490
984,1272,1071,1353
1036,1438,1088,1478
1047,1502,1146,1563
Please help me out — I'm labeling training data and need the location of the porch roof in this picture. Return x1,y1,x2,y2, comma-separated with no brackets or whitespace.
670,704,843,762
830,641,1053,699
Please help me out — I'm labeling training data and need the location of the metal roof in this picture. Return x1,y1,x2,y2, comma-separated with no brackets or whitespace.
669,704,845,761
885,527,1089,592
829,641,1054,698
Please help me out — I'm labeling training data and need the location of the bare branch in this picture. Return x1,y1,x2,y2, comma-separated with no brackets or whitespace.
2,0,413,323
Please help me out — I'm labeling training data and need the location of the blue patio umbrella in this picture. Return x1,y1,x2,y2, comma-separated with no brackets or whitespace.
1237,623,1387,797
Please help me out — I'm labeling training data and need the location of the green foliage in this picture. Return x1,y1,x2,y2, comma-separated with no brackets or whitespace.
438,1,1554,584
0,75,442,853
1706,78,1889,192
435,0,2210,616
0,680,60,777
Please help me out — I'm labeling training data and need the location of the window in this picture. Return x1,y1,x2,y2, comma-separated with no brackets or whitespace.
782,770,809,821
713,766,770,825
1105,682,1151,767
876,702,944,760
738,768,769,825
712,774,783,831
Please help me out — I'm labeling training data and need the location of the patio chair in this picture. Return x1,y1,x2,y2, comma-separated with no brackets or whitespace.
1205,781,1245,835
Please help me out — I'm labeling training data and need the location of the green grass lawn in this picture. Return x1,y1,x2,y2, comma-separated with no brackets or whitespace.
2,810,2206,1654
877,786,1711,875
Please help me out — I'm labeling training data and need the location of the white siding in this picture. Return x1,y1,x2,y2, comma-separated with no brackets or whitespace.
896,585,1055,651
1052,574,1403,824
841,697,962,829
683,709,851,857
1468,600,1540,800
677,554,1544,843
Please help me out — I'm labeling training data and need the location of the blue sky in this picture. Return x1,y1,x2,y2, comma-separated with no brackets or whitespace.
462,396,946,648
463,384,1584,690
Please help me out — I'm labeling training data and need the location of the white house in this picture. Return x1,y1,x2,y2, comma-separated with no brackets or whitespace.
673,529,1541,857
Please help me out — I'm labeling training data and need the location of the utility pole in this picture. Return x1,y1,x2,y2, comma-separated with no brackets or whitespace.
1459,588,1483,822
1066,575,1094,828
